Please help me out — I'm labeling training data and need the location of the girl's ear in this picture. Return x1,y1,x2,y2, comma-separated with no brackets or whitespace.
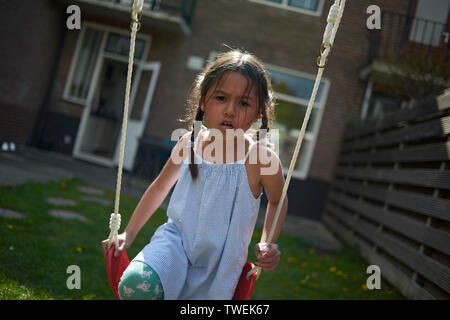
200,98,205,112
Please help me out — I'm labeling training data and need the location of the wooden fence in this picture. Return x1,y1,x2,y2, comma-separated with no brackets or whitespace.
322,89,450,300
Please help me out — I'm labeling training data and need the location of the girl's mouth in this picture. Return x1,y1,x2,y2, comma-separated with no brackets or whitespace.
220,121,234,129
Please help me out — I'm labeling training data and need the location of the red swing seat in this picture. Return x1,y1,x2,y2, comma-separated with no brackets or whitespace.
106,245,130,300
106,246,257,300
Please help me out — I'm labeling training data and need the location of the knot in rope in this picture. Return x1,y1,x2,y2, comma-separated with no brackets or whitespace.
132,0,144,20
108,213,121,248
327,3,340,24
317,0,345,68
109,213,121,232
131,0,144,31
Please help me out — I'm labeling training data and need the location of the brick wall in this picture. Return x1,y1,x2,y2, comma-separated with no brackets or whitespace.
0,0,65,144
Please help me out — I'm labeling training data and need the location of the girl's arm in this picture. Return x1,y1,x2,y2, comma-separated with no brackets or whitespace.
102,132,191,257
255,145,288,271
124,154,181,239
125,132,191,238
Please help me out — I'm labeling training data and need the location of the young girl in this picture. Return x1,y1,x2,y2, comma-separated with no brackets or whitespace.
102,49,288,300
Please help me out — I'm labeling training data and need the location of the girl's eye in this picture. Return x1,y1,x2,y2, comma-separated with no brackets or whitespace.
215,96,225,101
240,101,250,107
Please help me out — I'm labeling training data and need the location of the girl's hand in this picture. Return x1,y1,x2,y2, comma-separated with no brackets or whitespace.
254,243,280,272
101,231,135,259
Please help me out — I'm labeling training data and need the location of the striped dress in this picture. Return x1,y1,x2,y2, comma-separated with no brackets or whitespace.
132,134,262,299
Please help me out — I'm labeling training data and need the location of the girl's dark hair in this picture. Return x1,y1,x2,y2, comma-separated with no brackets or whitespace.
181,48,276,179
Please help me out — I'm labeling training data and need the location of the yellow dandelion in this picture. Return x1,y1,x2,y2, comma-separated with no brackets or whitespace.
294,286,300,291
61,182,66,189
300,261,309,267
362,283,368,290
252,231,260,238
6,224,13,230
311,283,319,288
287,257,299,263
27,219,33,224
329,266,336,272
300,279,307,285
342,287,348,292
343,274,349,279
308,249,315,255
76,247,83,253
336,270,343,276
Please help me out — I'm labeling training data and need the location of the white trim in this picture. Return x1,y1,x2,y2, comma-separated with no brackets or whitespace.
63,26,87,104
248,0,325,17
266,63,330,180
274,92,321,108
116,61,161,170
72,29,108,164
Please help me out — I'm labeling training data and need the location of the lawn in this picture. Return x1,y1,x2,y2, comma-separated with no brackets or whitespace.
0,178,405,300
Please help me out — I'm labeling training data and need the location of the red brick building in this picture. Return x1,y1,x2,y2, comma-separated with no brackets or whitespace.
1,0,447,220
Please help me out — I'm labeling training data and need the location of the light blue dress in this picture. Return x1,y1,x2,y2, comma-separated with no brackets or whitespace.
133,135,262,300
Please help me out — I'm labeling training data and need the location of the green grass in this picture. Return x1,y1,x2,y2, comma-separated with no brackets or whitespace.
0,178,405,300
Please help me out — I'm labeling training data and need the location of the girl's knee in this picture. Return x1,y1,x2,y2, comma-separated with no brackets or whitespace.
118,261,164,300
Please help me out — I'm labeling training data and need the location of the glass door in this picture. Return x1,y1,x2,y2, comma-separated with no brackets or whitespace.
76,57,136,165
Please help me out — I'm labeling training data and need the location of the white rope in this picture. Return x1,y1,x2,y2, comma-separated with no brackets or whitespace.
248,0,346,280
107,0,143,250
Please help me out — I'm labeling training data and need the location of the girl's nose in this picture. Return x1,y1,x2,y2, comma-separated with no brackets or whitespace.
224,102,235,117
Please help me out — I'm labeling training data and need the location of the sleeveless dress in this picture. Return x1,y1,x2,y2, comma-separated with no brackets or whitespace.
132,133,262,300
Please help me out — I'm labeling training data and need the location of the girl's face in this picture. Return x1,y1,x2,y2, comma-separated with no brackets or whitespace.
200,71,261,136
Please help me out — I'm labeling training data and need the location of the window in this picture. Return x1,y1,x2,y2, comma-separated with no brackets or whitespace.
105,32,146,60
249,0,325,16
63,23,150,105
266,65,328,179
66,27,104,102
408,0,450,47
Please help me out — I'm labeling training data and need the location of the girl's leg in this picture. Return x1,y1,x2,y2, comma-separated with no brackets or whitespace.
118,261,164,300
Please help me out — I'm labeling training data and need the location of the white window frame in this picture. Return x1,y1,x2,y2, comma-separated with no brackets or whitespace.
62,22,151,106
207,51,330,179
248,0,325,17
265,63,330,179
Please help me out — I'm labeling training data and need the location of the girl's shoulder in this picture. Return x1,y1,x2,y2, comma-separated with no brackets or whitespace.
245,137,281,170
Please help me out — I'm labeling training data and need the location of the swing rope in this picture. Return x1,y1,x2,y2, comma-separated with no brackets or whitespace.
107,0,144,251
247,0,346,280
